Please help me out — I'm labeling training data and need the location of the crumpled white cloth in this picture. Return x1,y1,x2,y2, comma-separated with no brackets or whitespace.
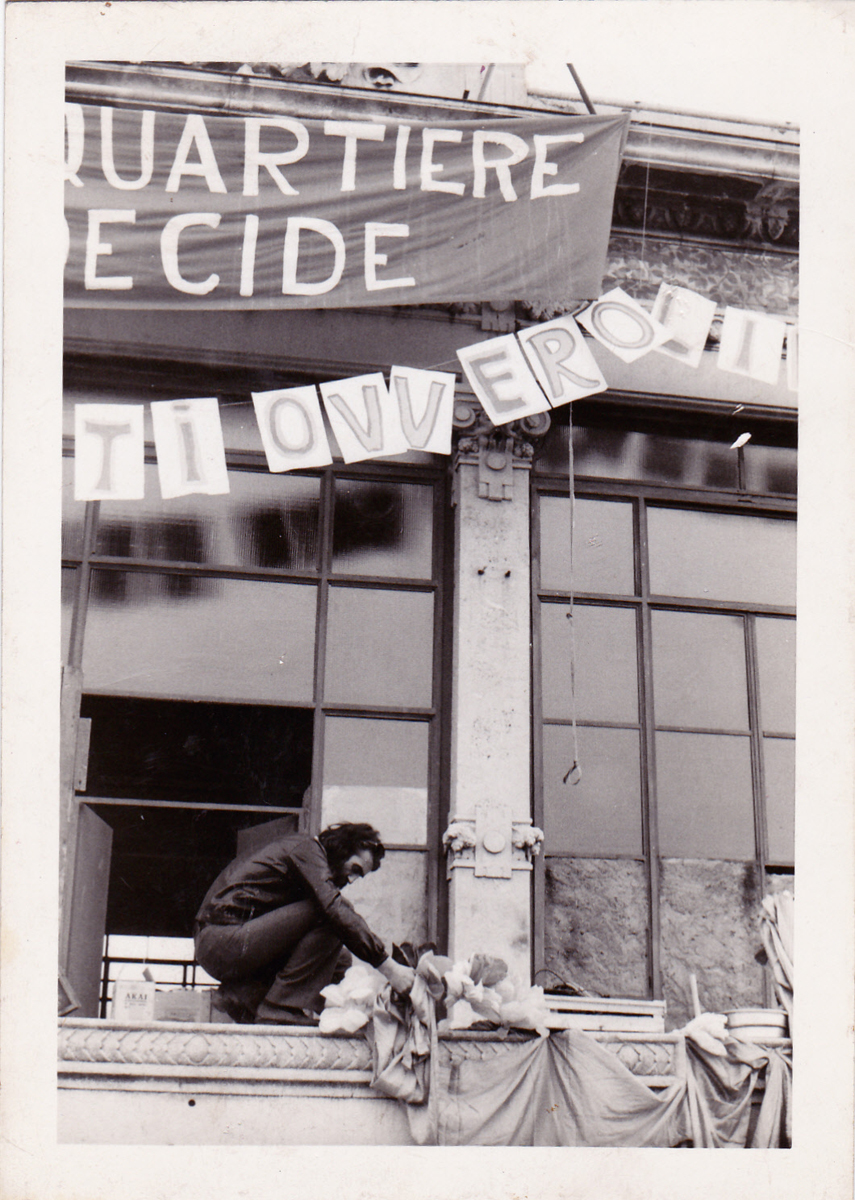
760,891,794,1021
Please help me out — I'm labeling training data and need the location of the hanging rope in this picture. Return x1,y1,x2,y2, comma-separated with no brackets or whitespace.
562,405,582,786
640,153,651,269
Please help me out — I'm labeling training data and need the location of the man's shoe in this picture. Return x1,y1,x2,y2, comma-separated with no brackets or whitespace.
255,1006,320,1026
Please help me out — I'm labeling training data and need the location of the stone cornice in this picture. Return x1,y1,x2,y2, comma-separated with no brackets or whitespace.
66,61,799,187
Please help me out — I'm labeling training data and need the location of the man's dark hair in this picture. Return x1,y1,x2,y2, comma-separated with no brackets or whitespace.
318,822,385,872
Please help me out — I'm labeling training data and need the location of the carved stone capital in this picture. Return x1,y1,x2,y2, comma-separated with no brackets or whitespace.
442,815,542,876
452,398,551,501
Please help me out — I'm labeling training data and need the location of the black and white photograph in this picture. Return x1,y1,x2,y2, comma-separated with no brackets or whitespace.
2,1,854,1196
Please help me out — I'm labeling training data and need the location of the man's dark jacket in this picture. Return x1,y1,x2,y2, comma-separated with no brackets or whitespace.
195,832,387,968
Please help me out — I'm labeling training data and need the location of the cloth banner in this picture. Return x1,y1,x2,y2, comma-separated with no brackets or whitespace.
760,891,794,1021
65,104,629,309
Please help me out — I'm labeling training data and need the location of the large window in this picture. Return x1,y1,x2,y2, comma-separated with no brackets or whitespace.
532,411,796,1010
62,381,450,1014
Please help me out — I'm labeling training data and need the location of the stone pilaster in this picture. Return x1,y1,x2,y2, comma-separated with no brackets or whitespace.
444,399,548,982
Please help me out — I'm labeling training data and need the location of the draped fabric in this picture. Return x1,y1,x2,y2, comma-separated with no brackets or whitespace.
760,892,794,1021
368,983,792,1147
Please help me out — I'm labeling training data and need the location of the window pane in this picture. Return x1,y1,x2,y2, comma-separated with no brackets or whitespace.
543,725,642,855
322,716,428,845
89,466,320,570
541,602,638,723
656,731,754,858
536,424,740,490
325,586,433,707
333,479,433,579
62,567,77,663
540,496,634,594
745,444,797,497
647,508,796,606
62,457,84,557
81,695,312,806
545,858,649,999
756,617,796,735
343,851,428,948
764,737,795,865
652,610,748,730
83,572,316,702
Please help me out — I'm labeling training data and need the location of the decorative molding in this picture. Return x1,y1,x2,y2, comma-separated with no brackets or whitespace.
58,1020,688,1082
612,171,798,250
442,816,543,874
520,235,798,326
452,400,551,501
596,1037,678,1079
59,1020,372,1073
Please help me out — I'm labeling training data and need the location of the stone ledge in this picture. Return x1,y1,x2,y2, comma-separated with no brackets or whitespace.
59,1018,689,1092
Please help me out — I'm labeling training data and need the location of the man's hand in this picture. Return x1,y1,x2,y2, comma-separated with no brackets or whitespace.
378,957,416,995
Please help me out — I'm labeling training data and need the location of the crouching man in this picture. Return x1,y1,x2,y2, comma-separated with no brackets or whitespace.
194,822,415,1025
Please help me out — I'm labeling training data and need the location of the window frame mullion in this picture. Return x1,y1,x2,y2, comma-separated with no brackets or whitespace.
636,496,663,1000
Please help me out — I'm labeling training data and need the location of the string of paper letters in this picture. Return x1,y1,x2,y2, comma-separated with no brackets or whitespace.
73,284,798,500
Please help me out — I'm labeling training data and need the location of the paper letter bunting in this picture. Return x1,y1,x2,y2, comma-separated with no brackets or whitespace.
651,284,717,370
389,366,456,455
717,307,786,386
75,403,145,500
456,333,550,427
578,287,670,364
517,315,607,407
150,397,230,498
70,274,796,500
320,373,410,463
252,386,333,471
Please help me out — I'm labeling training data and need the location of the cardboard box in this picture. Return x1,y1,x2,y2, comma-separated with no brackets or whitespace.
154,988,213,1022
111,980,157,1022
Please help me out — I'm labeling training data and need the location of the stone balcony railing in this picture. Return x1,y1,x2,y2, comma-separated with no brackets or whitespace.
57,1017,705,1144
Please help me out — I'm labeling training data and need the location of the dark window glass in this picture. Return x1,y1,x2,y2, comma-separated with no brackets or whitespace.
80,694,313,806
322,715,429,845
62,566,77,663
332,479,433,579
84,571,317,702
763,737,795,865
647,508,796,606
756,617,796,735
343,851,429,948
62,457,84,558
535,424,740,490
74,465,321,570
745,444,797,496
91,803,300,938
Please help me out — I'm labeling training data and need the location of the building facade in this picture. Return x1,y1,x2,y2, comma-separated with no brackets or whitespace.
59,61,796,1143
